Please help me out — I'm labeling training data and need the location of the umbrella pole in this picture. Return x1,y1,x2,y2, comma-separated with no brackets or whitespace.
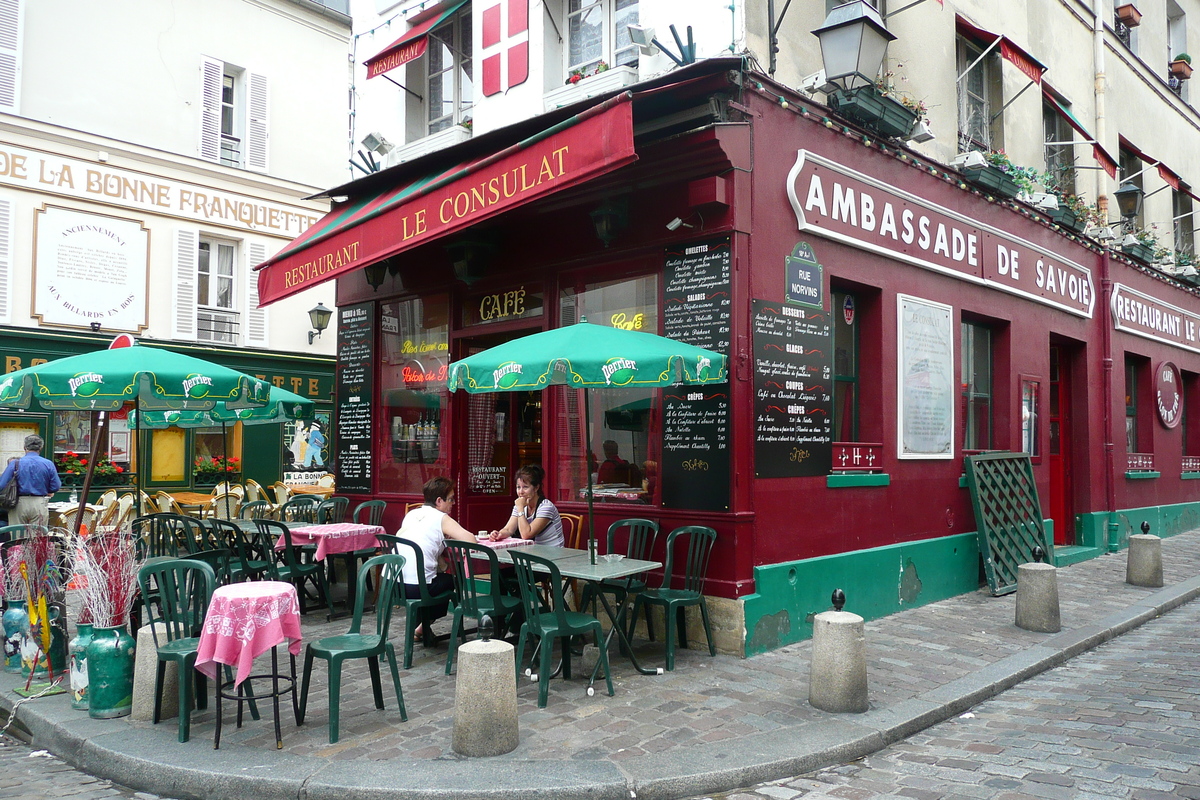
222,421,231,518
583,390,596,565
75,411,107,536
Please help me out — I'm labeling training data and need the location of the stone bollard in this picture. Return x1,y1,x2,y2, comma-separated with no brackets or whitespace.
1015,562,1061,633
809,591,868,713
452,638,519,756
1126,533,1164,587
132,623,176,721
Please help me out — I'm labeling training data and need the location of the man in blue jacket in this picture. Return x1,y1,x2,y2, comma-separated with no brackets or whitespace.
0,435,62,528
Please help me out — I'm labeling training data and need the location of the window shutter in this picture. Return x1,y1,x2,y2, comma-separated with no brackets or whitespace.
246,72,269,173
0,0,21,114
199,56,223,162
245,242,269,347
173,229,198,339
0,198,12,323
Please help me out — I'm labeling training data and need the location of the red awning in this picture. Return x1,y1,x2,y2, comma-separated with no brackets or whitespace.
365,0,467,80
957,17,1046,84
256,94,637,305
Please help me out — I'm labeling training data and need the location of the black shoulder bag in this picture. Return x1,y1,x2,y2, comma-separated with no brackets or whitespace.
0,460,19,510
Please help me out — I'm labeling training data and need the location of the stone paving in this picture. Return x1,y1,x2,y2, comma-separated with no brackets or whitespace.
700,591,1200,800
0,737,164,800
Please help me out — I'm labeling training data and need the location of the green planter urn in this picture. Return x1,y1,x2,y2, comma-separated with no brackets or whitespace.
86,624,136,719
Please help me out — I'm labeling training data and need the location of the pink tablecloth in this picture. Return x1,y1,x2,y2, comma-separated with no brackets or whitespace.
195,581,302,686
279,523,385,560
476,535,534,551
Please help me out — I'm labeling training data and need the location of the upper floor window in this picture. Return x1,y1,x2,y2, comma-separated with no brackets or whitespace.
961,320,994,451
956,36,1001,152
1168,3,1189,102
197,239,238,344
1173,189,1194,259
1042,98,1076,197
428,9,473,133
566,0,638,76
200,57,268,172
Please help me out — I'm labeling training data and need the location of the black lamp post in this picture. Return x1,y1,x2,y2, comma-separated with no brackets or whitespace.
811,0,896,92
308,303,332,344
1114,181,1144,232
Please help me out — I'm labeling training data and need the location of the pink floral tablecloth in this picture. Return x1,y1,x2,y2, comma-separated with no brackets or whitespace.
195,581,302,687
475,535,534,551
278,523,385,561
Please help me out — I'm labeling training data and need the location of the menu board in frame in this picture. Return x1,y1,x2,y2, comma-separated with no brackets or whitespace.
897,294,954,459
335,302,376,493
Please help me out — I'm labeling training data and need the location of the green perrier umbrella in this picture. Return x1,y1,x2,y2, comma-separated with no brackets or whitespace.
0,342,272,532
447,318,727,564
128,385,314,428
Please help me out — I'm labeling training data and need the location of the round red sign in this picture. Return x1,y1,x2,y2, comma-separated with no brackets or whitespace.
1155,361,1182,429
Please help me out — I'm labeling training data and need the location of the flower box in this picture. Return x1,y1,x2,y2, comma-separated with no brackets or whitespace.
959,164,1022,199
828,86,919,139
1122,241,1156,262
1046,206,1086,232
1171,59,1193,79
1116,3,1141,27
543,65,639,111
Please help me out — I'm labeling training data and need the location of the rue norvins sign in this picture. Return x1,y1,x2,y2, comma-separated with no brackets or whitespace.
787,151,1095,318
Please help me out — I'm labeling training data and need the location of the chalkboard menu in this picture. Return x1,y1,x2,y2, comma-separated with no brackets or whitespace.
335,302,375,493
752,299,833,477
661,386,730,510
661,237,732,509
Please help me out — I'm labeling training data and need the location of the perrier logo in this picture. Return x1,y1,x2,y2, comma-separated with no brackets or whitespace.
68,372,105,397
493,362,523,389
601,357,637,386
182,373,214,398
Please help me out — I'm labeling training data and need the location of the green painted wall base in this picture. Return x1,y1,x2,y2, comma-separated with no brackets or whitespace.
1078,500,1200,552
742,532,982,656
1051,545,1102,567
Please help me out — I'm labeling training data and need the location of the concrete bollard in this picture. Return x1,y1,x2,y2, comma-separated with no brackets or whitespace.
452,638,519,756
1126,533,1164,587
808,609,868,713
1015,562,1061,633
132,623,176,721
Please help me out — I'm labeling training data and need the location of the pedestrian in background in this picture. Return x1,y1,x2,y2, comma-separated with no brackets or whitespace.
0,435,62,528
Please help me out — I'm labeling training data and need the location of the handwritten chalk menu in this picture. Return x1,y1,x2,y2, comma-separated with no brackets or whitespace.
663,236,732,352
661,237,732,509
336,302,375,493
753,299,833,477
661,386,730,510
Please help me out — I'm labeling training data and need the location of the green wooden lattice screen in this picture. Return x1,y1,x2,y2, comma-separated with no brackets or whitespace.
964,452,1052,596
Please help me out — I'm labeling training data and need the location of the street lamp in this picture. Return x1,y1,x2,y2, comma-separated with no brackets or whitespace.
811,0,896,92
1114,181,1144,231
308,303,332,345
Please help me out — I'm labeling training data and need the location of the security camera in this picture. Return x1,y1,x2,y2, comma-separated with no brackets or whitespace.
666,217,693,231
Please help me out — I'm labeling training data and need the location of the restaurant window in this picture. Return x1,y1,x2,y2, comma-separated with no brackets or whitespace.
193,425,242,470
832,288,858,442
961,320,993,451
1125,354,1149,454
197,238,238,344
957,35,1001,153
1042,98,1075,197
1183,370,1200,460
53,410,94,459
149,428,187,484
378,295,450,495
555,272,657,505
565,0,639,77
427,8,473,133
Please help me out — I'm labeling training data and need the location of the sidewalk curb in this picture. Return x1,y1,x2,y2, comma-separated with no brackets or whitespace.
2,577,1197,800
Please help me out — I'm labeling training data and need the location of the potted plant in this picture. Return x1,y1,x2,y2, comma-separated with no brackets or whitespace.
1116,3,1142,27
1122,225,1161,262
193,454,241,486
92,457,125,486
827,72,922,139
956,150,1036,200
1041,174,1097,233
55,451,87,486
1171,53,1193,79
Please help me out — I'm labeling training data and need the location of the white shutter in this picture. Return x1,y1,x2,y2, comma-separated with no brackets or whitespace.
245,242,268,347
245,72,269,173
0,0,21,114
173,229,199,339
0,198,12,323
199,56,223,162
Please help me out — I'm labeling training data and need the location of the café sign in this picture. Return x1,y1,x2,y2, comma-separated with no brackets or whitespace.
1111,283,1200,355
463,284,544,326
786,151,1095,318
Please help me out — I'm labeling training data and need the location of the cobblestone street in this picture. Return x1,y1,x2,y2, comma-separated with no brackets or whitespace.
701,598,1200,800
0,738,162,800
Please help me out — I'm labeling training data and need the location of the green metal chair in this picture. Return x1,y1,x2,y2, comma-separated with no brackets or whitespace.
627,525,718,671
298,553,408,743
278,496,321,523
352,500,386,526
509,549,613,707
238,500,273,520
317,497,349,525
136,558,216,743
377,533,453,669
254,519,335,618
442,540,522,675
579,518,660,621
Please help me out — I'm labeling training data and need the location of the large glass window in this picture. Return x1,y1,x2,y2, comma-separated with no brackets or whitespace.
555,273,657,504
961,321,993,450
1125,355,1143,453
566,0,638,76
832,288,858,442
378,295,450,495
428,10,473,133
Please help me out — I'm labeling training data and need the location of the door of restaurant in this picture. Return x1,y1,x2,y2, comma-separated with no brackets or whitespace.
1047,345,1074,545
452,328,544,535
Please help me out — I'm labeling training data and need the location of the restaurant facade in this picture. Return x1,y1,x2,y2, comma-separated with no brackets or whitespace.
259,60,1200,656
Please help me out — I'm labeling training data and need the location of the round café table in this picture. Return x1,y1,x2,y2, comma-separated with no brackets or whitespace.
195,580,302,749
